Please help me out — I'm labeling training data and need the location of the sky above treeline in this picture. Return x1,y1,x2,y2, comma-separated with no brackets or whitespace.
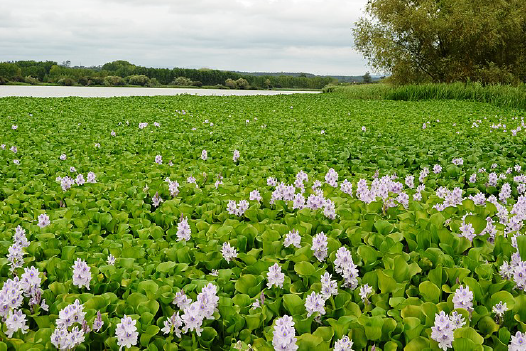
0,0,371,76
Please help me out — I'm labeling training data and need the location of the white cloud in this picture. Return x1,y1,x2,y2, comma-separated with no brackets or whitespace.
0,0,371,75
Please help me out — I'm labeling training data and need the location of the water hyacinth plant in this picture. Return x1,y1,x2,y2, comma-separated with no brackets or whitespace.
0,94,526,349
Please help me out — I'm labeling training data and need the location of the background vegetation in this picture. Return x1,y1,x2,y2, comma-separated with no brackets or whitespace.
353,0,526,85
0,60,336,90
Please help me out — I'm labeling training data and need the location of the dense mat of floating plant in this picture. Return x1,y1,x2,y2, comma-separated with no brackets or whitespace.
1,95,526,350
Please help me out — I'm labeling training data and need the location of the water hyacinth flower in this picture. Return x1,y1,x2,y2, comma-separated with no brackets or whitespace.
267,177,277,186
5,309,28,338
115,315,138,349
334,336,354,351
110,130,116,137
272,315,298,351
334,246,359,289
452,285,473,310
87,172,97,183
168,180,180,197
187,176,198,188
452,158,463,166
38,213,50,228
152,192,163,208
181,283,219,336
431,311,464,350
492,301,508,319
405,175,415,189
155,155,162,164
75,174,85,186
107,254,115,265
267,263,285,289
320,272,338,300
177,216,191,242
72,258,91,290
162,312,183,337
221,242,238,262
13,159,20,165
340,179,353,196
311,232,328,262
201,149,208,160
325,168,338,187
249,189,262,202
92,311,104,332
359,284,373,303
7,243,25,272
509,331,526,350
284,229,301,248
14,226,29,248
10,146,17,153
173,290,192,310
12,125,18,130
305,291,326,317
233,149,240,163
361,126,366,132
433,164,442,174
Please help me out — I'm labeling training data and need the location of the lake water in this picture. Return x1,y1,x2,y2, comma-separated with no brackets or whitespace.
0,86,320,98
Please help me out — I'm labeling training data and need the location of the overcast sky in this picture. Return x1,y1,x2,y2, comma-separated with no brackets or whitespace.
0,0,371,76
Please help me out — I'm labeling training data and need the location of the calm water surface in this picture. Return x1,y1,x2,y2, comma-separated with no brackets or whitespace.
0,86,320,98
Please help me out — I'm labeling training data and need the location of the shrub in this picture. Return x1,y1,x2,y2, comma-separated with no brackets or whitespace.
24,76,39,85
127,75,150,86
192,81,203,87
225,78,237,89
104,76,126,86
58,77,75,86
172,77,193,86
235,78,249,89
147,78,160,87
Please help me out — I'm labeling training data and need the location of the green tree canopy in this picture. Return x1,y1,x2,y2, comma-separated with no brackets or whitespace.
353,0,526,84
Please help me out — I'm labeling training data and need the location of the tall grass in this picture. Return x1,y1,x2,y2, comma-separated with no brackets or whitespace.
325,82,526,110
322,84,391,100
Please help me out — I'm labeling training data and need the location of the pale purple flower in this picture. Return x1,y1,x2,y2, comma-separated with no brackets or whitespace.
107,254,115,265
75,174,85,186
272,315,298,351
110,130,116,137
359,284,373,303
72,258,91,290
12,125,18,130
305,292,325,317
267,263,285,289
284,229,301,248
115,315,138,349
59,153,66,160
155,155,162,164
433,164,442,174
250,190,262,202
5,309,28,338
233,150,240,162
221,242,238,262
87,172,96,183
311,232,328,262
509,331,526,350
334,336,354,351
38,213,50,228
201,149,208,161
13,159,20,165
92,311,104,332
152,192,163,207
492,301,508,318
452,285,473,310
177,217,191,242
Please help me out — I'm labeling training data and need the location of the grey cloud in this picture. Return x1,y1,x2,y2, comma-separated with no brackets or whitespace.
0,0,370,75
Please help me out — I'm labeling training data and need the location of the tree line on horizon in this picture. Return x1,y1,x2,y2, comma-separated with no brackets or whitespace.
0,60,337,90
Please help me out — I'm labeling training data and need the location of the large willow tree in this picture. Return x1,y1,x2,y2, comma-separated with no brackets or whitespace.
353,0,526,84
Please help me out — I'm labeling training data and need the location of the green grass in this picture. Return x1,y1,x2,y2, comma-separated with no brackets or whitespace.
325,82,526,110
